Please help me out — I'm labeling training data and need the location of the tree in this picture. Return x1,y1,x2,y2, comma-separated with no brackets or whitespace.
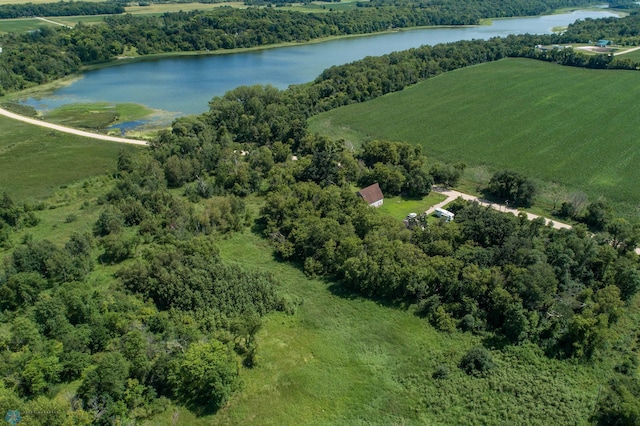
360,162,405,195
170,340,239,410
77,352,131,404
487,170,537,207
429,161,465,187
93,206,124,237
404,167,433,197
582,200,612,231
459,346,495,376
301,136,345,187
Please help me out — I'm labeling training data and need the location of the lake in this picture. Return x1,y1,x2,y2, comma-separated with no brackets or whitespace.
23,9,616,126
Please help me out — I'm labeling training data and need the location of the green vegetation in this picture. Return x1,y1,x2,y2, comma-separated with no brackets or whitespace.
125,2,246,14
618,48,640,61
0,18,53,34
42,102,154,130
309,58,640,215
0,2,123,19
1,5,639,425
210,232,638,425
0,115,140,201
378,192,447,219
0,0,607,94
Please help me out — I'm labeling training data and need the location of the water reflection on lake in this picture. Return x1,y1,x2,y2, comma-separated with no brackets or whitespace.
23,9,616,130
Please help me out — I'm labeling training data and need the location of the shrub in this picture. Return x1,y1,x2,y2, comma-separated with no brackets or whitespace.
432,365,450,380
459,346,495,376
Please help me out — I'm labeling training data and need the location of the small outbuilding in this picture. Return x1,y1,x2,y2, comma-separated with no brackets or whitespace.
357,183,384,208
597,40,611,47
434,207,455,222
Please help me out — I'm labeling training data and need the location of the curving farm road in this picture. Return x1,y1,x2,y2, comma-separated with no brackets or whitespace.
0,107,148,146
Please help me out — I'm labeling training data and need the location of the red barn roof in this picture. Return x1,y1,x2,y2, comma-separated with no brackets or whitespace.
357,183,384,206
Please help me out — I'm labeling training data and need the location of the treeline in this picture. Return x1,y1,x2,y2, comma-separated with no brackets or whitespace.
609,0,640,9
364,0,596,20
0,236,286,423
0,1,124,19
562,10,640,46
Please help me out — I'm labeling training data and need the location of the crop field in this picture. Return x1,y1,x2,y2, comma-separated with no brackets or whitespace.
0,18,54,33
124,2,246,14
309,58,640,212
0,114,140,202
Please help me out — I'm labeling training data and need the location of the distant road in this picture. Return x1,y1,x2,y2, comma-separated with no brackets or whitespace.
36,17,71,28
0,107,148,146
615,45,640,56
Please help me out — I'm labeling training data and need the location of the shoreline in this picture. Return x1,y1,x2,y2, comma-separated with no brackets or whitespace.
3,6,613,100
0,6,622,120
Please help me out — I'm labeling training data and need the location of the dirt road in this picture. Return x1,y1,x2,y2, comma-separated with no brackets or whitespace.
615,45,640,56
0,107,148,146
427,187,572,230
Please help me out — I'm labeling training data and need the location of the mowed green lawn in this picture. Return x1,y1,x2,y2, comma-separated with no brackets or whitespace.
0,115,141,201
309,58,640,207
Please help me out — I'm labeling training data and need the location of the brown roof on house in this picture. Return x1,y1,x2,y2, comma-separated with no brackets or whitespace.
357,182,384,205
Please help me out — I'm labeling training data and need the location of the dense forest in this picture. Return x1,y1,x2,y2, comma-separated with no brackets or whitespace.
0,2,124,19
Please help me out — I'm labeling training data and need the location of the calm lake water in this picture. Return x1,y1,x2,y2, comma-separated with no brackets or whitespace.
23,9,616,124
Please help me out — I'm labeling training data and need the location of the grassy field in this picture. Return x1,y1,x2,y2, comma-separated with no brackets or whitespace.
132,229,625,425
309,58,640,216
0,0,360,33
0,114,141,202
378,192,447,219
0,17,54,33
125,2,246,14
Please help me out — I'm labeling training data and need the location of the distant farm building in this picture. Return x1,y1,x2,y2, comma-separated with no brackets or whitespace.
597,40,611,47
357,183,384,208
434,207,455,222
535,44,571,51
